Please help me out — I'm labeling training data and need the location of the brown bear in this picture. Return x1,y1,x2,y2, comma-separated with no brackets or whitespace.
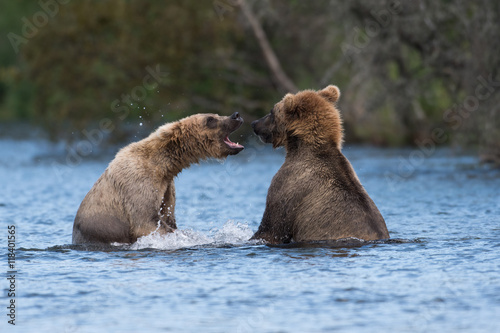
72,112,244,244
250,86,389,244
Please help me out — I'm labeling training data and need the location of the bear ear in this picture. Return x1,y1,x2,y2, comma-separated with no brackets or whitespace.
283,93,295,111
318,85,340,103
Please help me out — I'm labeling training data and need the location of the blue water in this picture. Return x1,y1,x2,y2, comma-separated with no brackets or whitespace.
1,138,500,332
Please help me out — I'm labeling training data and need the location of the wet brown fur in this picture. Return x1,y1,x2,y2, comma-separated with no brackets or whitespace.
251,85,389,244
73,113,243,244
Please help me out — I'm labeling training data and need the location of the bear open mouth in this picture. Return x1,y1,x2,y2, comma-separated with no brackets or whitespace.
223,136,244,149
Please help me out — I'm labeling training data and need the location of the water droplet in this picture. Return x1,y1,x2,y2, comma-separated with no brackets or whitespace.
140,123,143,126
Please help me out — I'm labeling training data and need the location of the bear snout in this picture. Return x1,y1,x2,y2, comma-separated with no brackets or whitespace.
251,120,258,130
231,112,241,120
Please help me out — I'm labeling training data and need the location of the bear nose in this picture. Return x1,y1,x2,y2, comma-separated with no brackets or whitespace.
251,120,257,129
231,112,240,120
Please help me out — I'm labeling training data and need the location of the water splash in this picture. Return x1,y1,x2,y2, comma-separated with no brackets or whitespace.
210,221,254,244
129,221,254,250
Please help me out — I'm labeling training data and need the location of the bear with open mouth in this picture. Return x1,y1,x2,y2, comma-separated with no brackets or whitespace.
72,112,244,244
250,86,389,244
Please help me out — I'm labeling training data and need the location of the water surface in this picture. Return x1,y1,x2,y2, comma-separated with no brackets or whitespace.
1,138,499,332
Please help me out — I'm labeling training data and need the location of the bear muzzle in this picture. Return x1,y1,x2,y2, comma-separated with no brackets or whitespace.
251,115,274,144
222,113,244,153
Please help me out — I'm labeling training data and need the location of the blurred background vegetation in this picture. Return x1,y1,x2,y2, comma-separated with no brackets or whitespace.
0,0,499,163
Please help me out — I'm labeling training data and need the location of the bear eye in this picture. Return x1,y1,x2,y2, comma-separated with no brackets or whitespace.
206,116,217,129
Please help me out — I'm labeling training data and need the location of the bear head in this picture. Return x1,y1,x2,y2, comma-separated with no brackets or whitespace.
154,112,244,160
251,85,343,150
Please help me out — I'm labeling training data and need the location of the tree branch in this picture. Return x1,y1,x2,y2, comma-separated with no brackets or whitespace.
238,0,298,93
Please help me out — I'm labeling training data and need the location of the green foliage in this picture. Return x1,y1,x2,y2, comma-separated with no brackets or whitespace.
0,68,35,121
0,0,499,159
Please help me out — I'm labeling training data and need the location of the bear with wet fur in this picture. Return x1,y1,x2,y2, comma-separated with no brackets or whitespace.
72,113,244,244
250,86,389,244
